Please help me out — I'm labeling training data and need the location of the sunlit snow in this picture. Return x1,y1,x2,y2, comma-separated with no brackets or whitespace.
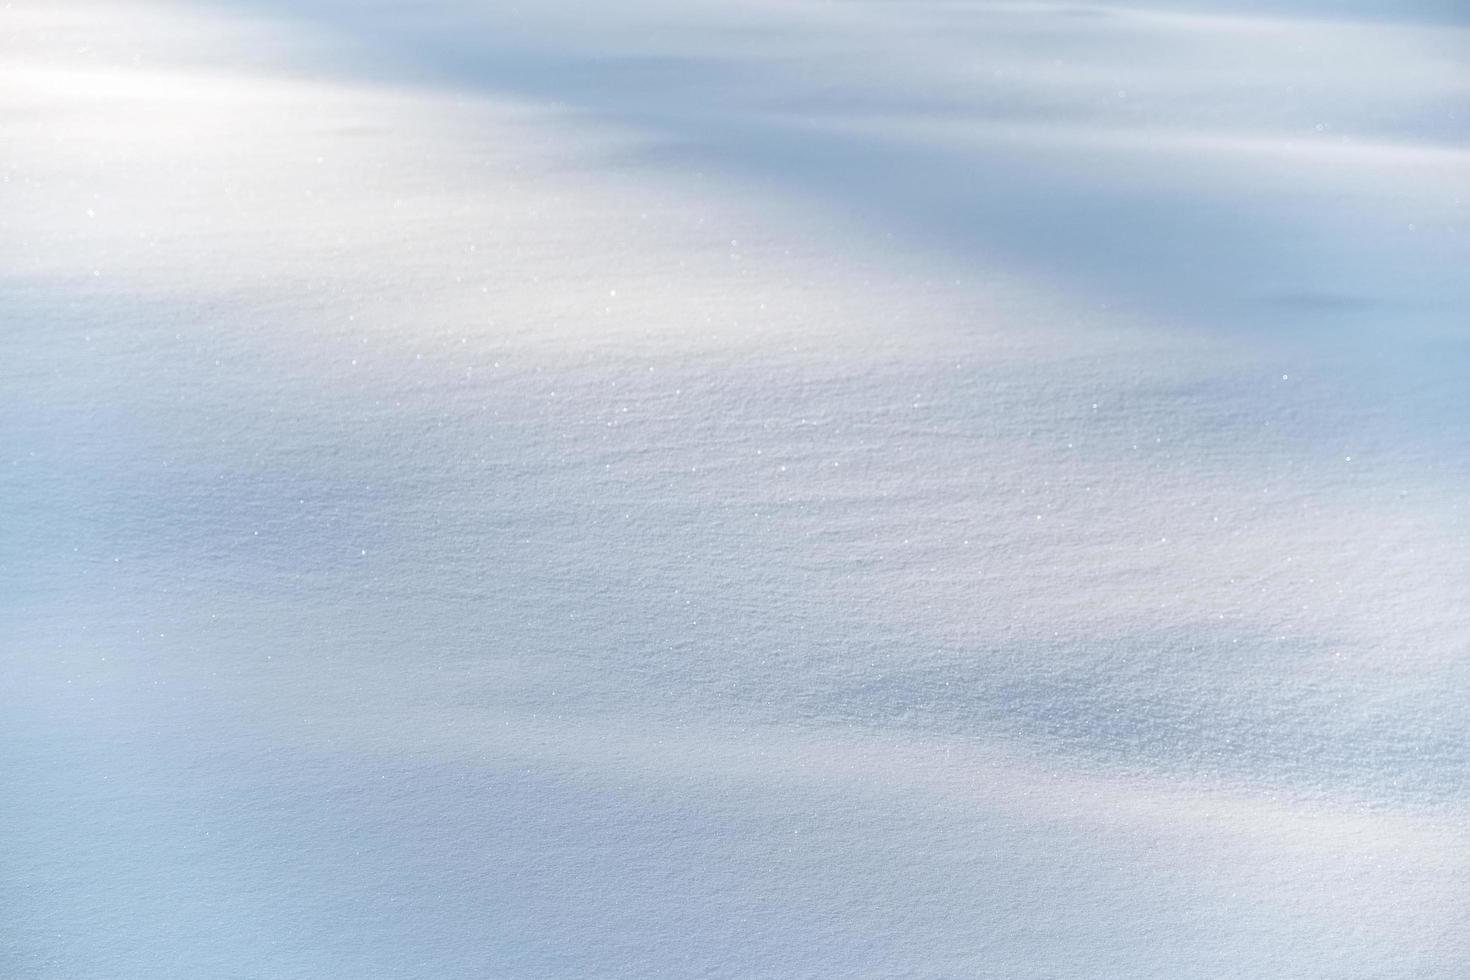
3,0,1468,976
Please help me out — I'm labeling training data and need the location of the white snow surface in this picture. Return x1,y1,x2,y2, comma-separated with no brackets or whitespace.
3,0,1468,976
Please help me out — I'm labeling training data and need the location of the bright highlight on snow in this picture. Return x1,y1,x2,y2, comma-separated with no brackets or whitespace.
3,0,1468,976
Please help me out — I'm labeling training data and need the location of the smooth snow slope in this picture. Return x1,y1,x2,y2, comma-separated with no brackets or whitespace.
3,0,1468,976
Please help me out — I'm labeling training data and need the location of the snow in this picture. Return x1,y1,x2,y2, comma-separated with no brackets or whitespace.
3,0,1468,976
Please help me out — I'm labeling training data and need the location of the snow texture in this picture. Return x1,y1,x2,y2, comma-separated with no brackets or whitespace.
3,0,1468,976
